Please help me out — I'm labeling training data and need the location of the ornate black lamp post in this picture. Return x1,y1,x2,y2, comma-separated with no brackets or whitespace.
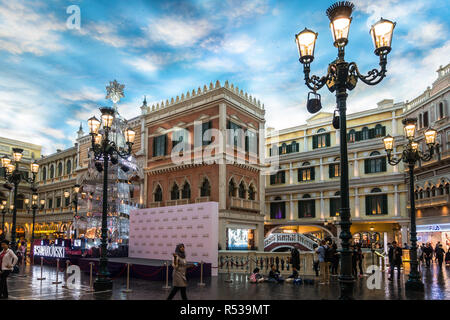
64,184,80,239
383,118,437,291
87,80,136,291
1,148,39,251
295,1,395,299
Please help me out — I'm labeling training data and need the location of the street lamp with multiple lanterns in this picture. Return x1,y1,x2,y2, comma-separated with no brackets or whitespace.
24,193,39,242
383,118,437,291
64,184,81,239
295,1,395,300
87,81,135,291
1,148,39,251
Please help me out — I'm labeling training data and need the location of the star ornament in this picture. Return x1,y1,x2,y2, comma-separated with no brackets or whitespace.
106,80,125,104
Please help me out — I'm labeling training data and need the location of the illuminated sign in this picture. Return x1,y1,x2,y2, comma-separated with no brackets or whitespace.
417,224,450,233
33,245,66,258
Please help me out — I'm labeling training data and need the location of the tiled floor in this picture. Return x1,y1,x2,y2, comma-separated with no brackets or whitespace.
5,262,450,300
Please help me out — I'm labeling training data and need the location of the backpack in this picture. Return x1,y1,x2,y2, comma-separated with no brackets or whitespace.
325,246,333,262
249,273,257,283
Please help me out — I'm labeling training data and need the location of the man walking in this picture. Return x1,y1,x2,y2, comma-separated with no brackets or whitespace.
424,243,433,268
317,240,329,285
435,244,445,268
388,241,402,281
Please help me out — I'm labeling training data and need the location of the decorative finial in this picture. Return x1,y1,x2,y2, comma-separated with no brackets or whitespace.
106,80,125,104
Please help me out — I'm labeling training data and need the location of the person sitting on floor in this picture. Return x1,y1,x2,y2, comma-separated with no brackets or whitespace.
285,267,299,283
267,264,284,283
249,268,265,283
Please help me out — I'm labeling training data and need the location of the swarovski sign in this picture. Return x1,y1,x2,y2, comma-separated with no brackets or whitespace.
33,245,66,258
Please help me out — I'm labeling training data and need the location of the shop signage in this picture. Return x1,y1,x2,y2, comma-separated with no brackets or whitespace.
33,245,66,258
417,224,450,233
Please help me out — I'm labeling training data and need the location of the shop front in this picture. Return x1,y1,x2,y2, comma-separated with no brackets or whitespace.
226,224,256,250
417,223,450,250
350,222,404,250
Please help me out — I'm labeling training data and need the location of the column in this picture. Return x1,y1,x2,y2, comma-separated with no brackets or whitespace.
391,111,397,135
320,192,325,220
289,162,293,184
303,129,308,152
393,147,399,173
394,184,399,216
289,194,294,221
218,103,227,210
354,188,360,218
354,152,359,178
319,158,324,181
259,121,266,215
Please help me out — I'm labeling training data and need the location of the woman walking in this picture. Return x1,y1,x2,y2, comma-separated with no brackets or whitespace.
167,243,195,300
0,240,18,299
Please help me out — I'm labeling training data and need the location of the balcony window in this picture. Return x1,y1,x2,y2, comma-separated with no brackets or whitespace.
270,196,285,219
227,121,243,148
330,191,340,217
66,160,71,175
153,134,167,157
298,162,315,182
181,182,190,199
154,185,162,202
50,165,54,179
58,163,63,176
172,129,189,149
364,151,386,174
200,178,211,197
365,188,387,215
312,128,330,149
170,183,180,200
270,168,285,185
298,194,315,218
245,129,258,154
329,158,340,178
348,129,356,143
238,181,246,199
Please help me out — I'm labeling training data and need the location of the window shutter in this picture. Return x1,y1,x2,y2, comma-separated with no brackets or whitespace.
382,194,388,214
369,128,375,139
310,167,315,180
279,146,282,155
153,137,156,156
245,135,249,152
298,169,302,182
329,164,334,178
347,133,350,142
270,174,275,185
381,126,386,136
381,157,387,172
325,133,331,147
356,131,362,141
312,135,318,149
269,148,272,156
311,200,316,218
365,196,371,215
364,159,370,174
281,171,285,184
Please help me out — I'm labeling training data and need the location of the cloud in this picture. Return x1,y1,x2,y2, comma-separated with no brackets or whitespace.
79,22,130,48
0,0,65,55
146,16,212,47
405,21,447,48
58,87,105,102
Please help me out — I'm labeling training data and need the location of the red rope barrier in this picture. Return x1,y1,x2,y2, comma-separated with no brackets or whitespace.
110,264,128,280
130,265,164,278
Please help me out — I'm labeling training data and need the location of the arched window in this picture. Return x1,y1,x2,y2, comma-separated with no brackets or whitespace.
439,102,445,119
200,178,211,197
291,140,299,153
329,157,340,178
375,124,384,137
348,129,356,143
171,183,180,200
425,188,430,198
330,191,340,217
431,186,436,197
181,182,190,199
50,165,54,179
154,185,162,202
419,189,423,199
281,143,287,154
362,127,369,140
366,188,387,215
438,185,444,196
270,196,285,219
298,162,314,181
229,179,236,197
270,167,285,185
58,162,63,176
414,191,419,200
238,181,246,199
66,160,71,175
314,128,329,149
365,151,386,174
299,194,315,218
248,184,256,200
42,167,47,181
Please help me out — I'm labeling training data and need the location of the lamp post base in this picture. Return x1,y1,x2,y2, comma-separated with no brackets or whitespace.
405,277,424,291
338,275,355,300
93,278,113,291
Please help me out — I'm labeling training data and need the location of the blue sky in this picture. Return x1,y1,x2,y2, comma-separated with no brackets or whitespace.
0,0,448,154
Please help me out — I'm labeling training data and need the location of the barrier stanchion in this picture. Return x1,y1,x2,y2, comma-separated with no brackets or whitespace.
52,258,62,284
198,261,205,287
162,262,170,289
84,262,95,292
37,257,46,281
224,259,233,283
122,263,133,293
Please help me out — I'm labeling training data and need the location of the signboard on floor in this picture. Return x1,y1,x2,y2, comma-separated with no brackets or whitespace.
129,202,219,275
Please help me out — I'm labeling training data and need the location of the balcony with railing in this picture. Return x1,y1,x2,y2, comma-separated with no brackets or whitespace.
230,197,260,212
413,194,450,209
264,233,318,251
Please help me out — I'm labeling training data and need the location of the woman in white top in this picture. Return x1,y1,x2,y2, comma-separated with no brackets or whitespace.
0,240,18,299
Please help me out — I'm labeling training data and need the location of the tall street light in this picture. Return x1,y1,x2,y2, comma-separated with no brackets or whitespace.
383,118,437,291
87,80,135,291
25,193,39,243
64,184,80,239
1,148,39,251
295,1,395,300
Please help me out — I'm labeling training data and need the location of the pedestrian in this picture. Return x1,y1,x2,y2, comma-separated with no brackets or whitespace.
285,266,299,283
435,244,445,268
388,241,402,281
313,243,320,277
317,240,329,284
355,244,364,278
0,240,18,299
330,243,339,276
424,243,433,268
249,268,265,283
445,248,450,266
267,264,284,283
418,243,424,265
290,247,300,271
167,243,195,300
403,243,409,250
